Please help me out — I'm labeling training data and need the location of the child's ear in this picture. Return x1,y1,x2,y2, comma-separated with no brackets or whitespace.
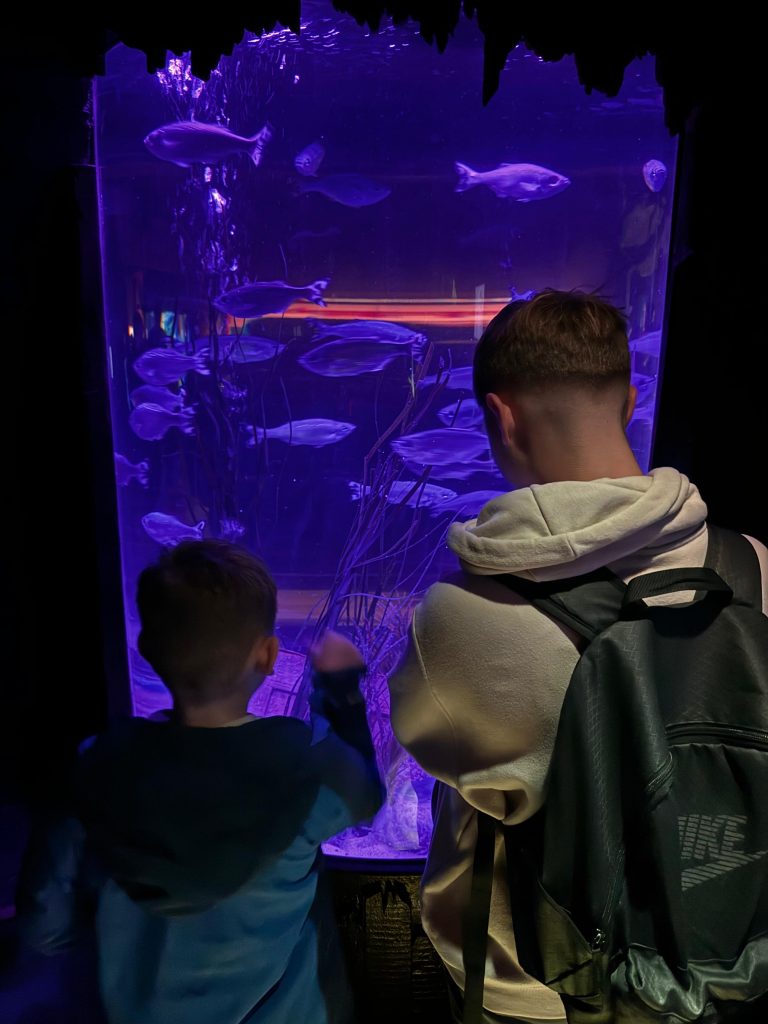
264,635,279,675
253,635,279,676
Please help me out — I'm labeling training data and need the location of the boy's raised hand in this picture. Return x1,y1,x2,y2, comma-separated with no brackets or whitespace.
310,630,365,674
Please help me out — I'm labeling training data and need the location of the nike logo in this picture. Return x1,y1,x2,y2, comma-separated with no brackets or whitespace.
678,815,768,891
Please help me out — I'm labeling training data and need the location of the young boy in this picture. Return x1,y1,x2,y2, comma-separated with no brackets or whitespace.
18,540,382,1023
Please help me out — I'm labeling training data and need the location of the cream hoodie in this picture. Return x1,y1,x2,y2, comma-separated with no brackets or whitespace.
388,468,768,1021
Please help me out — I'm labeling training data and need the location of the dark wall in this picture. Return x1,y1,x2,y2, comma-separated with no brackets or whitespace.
1,33,119,803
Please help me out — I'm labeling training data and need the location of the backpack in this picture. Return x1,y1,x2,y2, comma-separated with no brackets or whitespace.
461,525,768,1024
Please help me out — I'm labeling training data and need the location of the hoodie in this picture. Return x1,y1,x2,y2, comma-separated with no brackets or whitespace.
18,688,382,1024
388,468,768,1021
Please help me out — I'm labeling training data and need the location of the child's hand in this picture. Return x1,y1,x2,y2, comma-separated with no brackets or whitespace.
310,631,365,674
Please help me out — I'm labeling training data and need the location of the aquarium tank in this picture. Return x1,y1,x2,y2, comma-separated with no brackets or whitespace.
93,1,676,860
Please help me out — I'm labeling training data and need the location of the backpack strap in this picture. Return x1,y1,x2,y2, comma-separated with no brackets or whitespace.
462,811,496,1024
704,524,763,610
495,567,627,643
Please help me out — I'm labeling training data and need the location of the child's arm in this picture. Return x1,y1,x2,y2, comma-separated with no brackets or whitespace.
16,812,95,954
308,632,384,824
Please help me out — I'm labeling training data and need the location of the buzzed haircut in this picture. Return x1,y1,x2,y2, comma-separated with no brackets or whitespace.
473,289,630,403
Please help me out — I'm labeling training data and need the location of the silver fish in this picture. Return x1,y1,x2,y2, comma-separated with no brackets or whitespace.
133,348,210,386
406,457,500,481
216,337,286,363
392,428,490,466
129,403,196,441
309,319,425,346
294,141,326,177
142,513,205,547
419,365,474,392
214,278,329,318
437,398,485,430
247,418,356,448
297,174,391,207
143,121,273,168
298,340,416,377
349,480,458,509
427,489,507,515
114,454,149,488
642,159,668,193
454,161,570,202
130,385,186,412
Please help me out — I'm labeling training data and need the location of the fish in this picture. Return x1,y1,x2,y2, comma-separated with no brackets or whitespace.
419,365,474,392
142,513,206,547
129,403,196,441
454,161,570,202
309,319,425,346
143,121,273,168
297,174,391,207
642,159,668,193
294,141,326,177
114,454,149,488
130,385,186,411
298,340,418,377
405,455,500,481
391,428,490,466
437,398,485,430
214,278,329,318
349,480,458,509
216,337,286,363
427,489,508,515
509,286,537,301
133,348,210,386
246,418,356,448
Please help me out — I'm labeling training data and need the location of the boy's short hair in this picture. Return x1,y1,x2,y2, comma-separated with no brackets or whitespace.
473,289,630,403
137,540,277,700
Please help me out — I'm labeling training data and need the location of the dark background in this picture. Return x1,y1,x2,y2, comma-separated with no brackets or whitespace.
2,4,764,805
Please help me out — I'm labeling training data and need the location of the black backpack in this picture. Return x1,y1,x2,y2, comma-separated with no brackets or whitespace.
462,525,768,1024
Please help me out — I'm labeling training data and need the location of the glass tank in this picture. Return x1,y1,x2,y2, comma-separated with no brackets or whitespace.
93,1,676,859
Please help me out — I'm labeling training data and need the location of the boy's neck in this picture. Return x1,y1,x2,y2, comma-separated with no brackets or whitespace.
172,699,254,729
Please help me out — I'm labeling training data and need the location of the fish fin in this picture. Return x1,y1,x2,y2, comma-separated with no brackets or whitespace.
490,185,509,197
520,182,538,192
193,355,211,375
309,278,330,306
348,482,364,502
454,162,478,193
517,198,532,203
195,521,206,536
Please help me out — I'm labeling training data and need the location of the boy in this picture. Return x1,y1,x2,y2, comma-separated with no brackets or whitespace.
388,290,768,1023
18,540,382,1023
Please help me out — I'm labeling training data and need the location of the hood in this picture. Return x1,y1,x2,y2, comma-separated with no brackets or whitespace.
76,716,319,916
448,467,708,581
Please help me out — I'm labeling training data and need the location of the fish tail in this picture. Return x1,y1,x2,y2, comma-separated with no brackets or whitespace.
454,162,478,193
193,354,211,375
308,278,330,307
194,520,206,537
248,122,273,166
348,482,364,502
